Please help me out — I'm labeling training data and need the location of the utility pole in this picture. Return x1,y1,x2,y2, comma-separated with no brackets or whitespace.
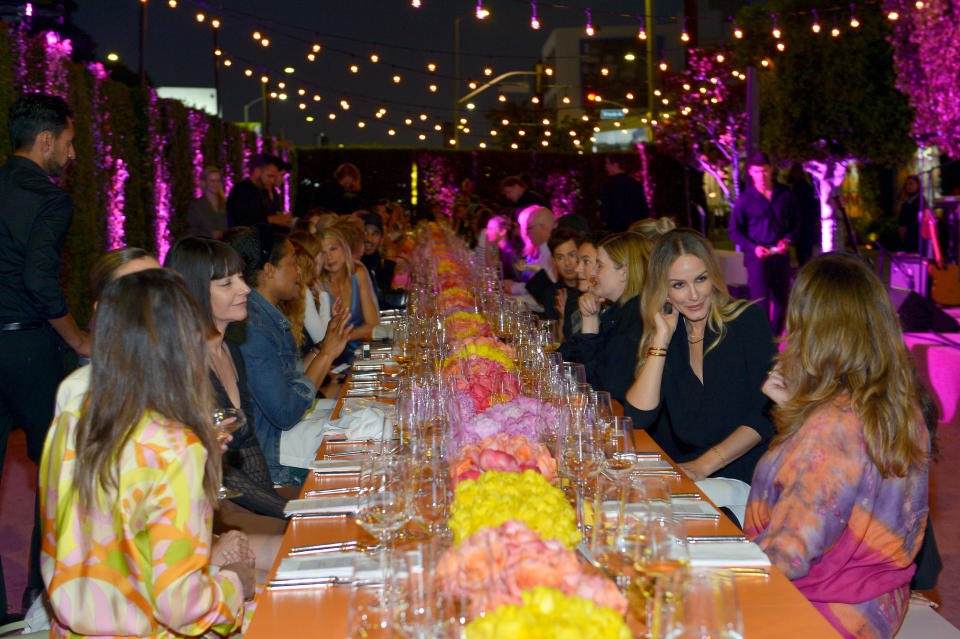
138,0,147,88
212,28,221,117
453,16,462,148
644,0,655,140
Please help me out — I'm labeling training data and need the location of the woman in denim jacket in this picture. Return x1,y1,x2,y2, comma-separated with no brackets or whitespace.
227,224,351,485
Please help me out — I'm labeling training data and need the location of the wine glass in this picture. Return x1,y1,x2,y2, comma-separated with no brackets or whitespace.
601,416,637,480
412,462,450,536
356,457,412,600
638,513,691,636
212,408,245,500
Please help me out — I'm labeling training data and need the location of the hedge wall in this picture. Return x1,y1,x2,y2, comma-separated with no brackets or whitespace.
0,25,283,325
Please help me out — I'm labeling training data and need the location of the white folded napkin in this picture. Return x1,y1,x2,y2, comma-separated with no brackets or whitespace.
283,496,359,517
670,499,720,520
310,459,363,473
278,399,338,469
688,542,771,568
275,552,380,581
327,405,392,441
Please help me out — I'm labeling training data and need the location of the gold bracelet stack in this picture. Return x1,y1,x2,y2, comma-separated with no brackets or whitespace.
647,347,668,358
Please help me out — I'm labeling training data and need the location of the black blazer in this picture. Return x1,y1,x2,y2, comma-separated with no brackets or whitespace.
627,303,777,484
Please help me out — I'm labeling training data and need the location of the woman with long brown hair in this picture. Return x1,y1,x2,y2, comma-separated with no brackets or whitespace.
625,229,776,500
746,253,929,639
40,269,253,637
279,231,331,352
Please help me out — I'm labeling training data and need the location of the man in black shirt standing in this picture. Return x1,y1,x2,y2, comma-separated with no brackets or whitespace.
600,154,649,231
728,152,796,334
500,175,546,212
225,153,292,228
0,94,90,620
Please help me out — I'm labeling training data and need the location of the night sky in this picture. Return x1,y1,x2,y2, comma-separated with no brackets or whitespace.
73,0,686,148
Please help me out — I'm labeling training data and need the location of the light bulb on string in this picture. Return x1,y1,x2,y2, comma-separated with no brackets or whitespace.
585,9,594,36
887,10,899,20
312,43,322,52
479,142,487,149
915,1,924,8
468,81,478,89
244,68,253,77
776,41,785,51
501,118,509,125
411,0,421,7
812,10,821,33
463,127,470,133
600,67,609,76
832,17,840,37
681,18,690,42
313,94,321,101
211,19,220,29
531,95,540,104
418,134,426,141
278,81,286,89
510,143,518,149
307,53,316,62
195,12,205,22
252,31,263,41
626,92,634,100
530,1,540,29
483,67,493,76
328,113,336,120
490,129,498,135
349,63,359,73
370,52,379,63
434,124,442,131
466,102,476,109
260,75,269,84
392,74,401,83
388,129,396,136
429,84,438,92
545,66,554,76
223,59,232,67
637,17,647,40
419,113,428,120
562,95,571,104
358,121,365,128
716,53,725,62
771,14,780,39
659,61,668,71
459,117,468,124
761,58,770,67
498,94,506,102
340,99,350,110
404,118,412,125
427,62,437,72
475,0,489,19
733,21,743,39
168,0,176,6
261,38,269,47
849,5,860,27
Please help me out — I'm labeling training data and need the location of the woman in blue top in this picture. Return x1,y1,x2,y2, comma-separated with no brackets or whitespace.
227,224,352,485
317,227,378,358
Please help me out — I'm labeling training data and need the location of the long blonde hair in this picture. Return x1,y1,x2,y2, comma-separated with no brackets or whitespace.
598,232,651,304
636,229,752,372
772,253,926,477
279,231,323,347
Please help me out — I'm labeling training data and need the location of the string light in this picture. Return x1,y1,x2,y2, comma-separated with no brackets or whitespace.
479,142,487,148
411,0,421,7
312,43,322,52
531,95,540,104
419,113,428,120
388,129,396,136
418,133,426,140
510,143,518,149
195,12,205,22
831,19,840,37
716,54,725,63
850,5,860,27
392,74,401,83
211,18,220,29
349,63,359,73
358,121,365,128
223,59,232,67
329,113,336,119
501,118,510,125
244,68,253,77
404,118,413,125
490,129,498,135
600,67,609,76
772,14,781,39
429,84,438,92
585,9,594,36
468,81,478,89
625,92,634,100
812,10,821,33
562,95,571,104
483,67,493,76
776,41,786,51
312,94,320,101
545,67,554,76
466,102,476,109
459,117,468,124
370,53,379,63
498,94,506,102
638,17,647,40
541,117,550,125
530,2,540,29
168,0,176,6
261,38,270,47
681,18,690,42
475,0,489,19
306,116,314,122
733,21,743,39
434,124,442,131
284,66,295,74
659,61,668,71
887,10,899,19
340,99,350,109
260,75,269,84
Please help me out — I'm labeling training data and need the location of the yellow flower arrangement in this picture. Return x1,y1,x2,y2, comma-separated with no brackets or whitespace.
443,343,516,372
465,586,631,639
449,470,580,548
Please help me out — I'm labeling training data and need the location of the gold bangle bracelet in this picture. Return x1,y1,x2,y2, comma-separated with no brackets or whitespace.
711,446,726,465
647,348,667,357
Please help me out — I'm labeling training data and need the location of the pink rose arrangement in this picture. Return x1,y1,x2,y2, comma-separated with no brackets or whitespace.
436,520,627,620
442,354,520,411
451,396,557,450
438,288,477,315
448,335,515,360
452,433,557,485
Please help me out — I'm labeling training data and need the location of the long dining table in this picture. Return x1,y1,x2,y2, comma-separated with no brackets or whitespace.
243,380,842,638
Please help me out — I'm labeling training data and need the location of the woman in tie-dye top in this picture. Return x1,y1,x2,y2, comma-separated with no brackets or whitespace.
745,254,930,639
39,270,253,638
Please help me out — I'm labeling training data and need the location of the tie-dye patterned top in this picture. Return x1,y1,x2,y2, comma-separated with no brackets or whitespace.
39,408,245,638
745,399,929,639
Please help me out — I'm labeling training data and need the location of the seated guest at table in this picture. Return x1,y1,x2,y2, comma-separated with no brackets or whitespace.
476,214,519,280
225,153,291,228
228,224,352,485
55,247,162,414
538,227,582,340
505,206,558,300
279,231,331,354
358,211,399,306
40,269,254,638
625,230,776,519
560,233,601,338
185,165,228,239
167,237,289,520
560,232,649,407
318,227,378,349
746,253,929,639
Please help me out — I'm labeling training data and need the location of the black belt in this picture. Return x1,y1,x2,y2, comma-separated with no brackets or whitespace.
0,320,44,332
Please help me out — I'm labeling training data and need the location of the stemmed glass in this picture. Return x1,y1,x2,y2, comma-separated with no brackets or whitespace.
638,513,691,636
412,459,450,536
559,404,602,535
601,416,637,480
212,408,245,500
356,456,412,603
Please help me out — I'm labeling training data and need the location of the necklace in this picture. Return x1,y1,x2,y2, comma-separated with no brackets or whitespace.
685,320,705,344
687,333,705,344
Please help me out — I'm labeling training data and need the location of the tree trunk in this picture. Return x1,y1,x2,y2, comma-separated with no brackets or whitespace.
803,158,850,253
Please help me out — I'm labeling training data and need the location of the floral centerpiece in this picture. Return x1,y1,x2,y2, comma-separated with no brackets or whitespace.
437,520,626,619
449,470,580,548
451,396,556,449
452,433,556,485
444,312,493,340
438,287,477,315
441,343,519,412
464,586,631,639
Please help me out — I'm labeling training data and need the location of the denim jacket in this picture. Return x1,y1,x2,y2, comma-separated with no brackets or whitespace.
228,288,315,484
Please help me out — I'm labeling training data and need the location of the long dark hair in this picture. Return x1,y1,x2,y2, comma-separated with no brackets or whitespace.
166,236,244,335
228,223,288,287
73,269,220,508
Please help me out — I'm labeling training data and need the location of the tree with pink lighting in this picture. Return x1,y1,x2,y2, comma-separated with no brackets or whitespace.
734,0,914,251
655,47,747,209
885,0,960,158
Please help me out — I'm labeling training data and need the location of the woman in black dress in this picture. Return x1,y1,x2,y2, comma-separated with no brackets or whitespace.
167,237,288,519
625,230,776,490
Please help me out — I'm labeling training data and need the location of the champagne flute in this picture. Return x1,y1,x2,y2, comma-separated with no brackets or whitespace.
212,408,245,500
602,416,637,480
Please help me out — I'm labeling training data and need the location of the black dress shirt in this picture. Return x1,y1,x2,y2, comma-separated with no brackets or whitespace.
601,173,649,232
559,295,643,406
540,281,581,341
226,177,282,227
0,155,72,322
515,189,547,210
728,183,796,252
627,304,776,484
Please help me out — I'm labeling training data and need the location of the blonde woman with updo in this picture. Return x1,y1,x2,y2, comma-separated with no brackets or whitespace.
625,229,776,522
